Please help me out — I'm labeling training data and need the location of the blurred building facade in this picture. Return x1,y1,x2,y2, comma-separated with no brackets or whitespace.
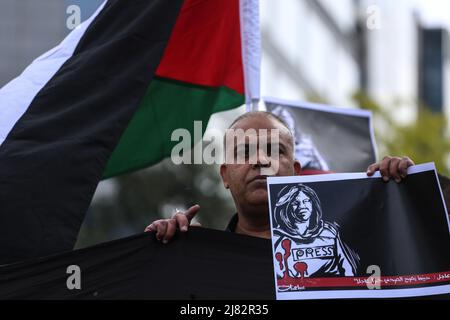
0,0,66,87
261,0,360,107
1,0,449,118
0,0,104,87
260,0,450,120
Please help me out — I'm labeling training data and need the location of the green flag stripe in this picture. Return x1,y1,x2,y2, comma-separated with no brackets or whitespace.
102,77,244,179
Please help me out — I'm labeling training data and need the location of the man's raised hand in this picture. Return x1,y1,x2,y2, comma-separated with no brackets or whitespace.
366,156,415,183
144,204,201,244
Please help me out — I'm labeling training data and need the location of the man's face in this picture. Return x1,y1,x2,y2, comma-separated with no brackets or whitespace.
220,115,301,212
291,191,312,222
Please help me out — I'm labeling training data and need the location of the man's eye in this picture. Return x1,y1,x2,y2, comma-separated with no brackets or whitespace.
235,145,252,160
269,143,281,156
303,199,311,204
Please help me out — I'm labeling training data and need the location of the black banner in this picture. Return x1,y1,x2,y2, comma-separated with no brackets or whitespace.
0,228,274,300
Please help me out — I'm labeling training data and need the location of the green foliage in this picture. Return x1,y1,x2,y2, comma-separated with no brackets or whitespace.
352,91,450,176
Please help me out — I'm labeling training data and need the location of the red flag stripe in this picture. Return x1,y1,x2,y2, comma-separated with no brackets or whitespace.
156,0,244,94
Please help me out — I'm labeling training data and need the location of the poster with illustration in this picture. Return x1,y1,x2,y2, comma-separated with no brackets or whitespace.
264,97,377,174
267,163,450,299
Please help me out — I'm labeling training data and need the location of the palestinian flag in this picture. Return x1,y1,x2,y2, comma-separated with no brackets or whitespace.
0,0,260,264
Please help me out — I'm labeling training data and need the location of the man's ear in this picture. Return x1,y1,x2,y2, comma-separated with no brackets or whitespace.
220,164,229,189
294,160,302,175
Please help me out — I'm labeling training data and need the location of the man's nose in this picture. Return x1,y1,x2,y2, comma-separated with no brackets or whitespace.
252,149,271,168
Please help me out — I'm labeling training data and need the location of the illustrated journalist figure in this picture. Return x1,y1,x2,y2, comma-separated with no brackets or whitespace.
272,183,359,286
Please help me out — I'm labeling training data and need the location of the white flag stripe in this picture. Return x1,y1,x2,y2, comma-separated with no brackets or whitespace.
0,1,107,146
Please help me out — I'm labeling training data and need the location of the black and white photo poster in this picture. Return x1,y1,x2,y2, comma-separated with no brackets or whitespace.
267,163,450,299
264,97,377,174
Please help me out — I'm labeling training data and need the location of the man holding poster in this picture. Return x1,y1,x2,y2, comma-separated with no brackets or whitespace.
146,111,450,299
147,111,414,242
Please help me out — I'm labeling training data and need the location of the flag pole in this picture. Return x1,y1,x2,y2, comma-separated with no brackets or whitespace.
240,0,261,113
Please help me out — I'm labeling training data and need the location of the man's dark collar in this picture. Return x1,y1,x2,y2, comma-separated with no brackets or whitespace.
225,213,238,232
